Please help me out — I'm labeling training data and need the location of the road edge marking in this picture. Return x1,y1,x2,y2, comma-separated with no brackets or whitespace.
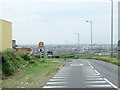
104,78,119,89
87,60,119,89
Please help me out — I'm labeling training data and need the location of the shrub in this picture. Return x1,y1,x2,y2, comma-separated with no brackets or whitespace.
29,60,36,63
2,50,27,77
22,54,31,61
15,50,31,61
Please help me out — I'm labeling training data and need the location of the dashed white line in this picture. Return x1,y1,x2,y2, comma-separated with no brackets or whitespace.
87,61,91,66
90,66,94,69
94,70,101,75
87,61,119,89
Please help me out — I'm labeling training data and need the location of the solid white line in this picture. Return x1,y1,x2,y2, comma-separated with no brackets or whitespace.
43,86,67,88
104,78,118,89
87,85,112,88
46,82,67,84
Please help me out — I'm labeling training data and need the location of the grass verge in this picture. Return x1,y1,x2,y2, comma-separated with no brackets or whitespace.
80,55,120,66
44,58,69,61
2,61,62,88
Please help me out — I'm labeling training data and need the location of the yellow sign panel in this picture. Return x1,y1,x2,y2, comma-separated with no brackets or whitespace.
38,42,44,47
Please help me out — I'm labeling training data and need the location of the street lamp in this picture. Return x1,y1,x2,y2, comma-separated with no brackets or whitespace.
110,0,114,58
75,33,80,50
86,20,93,54
65,40,68,59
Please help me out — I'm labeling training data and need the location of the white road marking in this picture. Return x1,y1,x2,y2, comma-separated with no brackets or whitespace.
87,61,91,66
86,78,104,80
55,74,69,76
71,64,83,66
85,76,101,78
104,78,119,89
90,66,94,69
85,81,107,83
85,74,100,76
54,75,69,77
52,77,67,79
94,70,101,75
87,85,112,88
87,61,119,89
46,82,67,84
49,79,67,81
43,86,67,88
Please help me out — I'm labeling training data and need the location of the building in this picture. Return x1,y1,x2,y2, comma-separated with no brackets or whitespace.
15,48,32,52
12,40,16,48
0,19,12,51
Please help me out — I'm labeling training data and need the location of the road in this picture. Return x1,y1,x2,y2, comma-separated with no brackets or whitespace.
43,59,119,89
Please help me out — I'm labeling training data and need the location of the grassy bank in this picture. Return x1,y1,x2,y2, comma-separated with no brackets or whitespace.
80,55,119,66
2,49,63,88
44,58,69,61
3,61,62,88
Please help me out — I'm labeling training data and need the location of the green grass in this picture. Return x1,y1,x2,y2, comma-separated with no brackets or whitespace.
80,55,120,66
2,61,62,88
44,58,69,61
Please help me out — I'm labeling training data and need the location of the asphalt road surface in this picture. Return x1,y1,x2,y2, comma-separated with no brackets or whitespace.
43,59,119,89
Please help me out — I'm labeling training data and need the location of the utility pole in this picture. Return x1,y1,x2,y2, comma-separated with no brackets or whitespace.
110,0,114,58
86,21,93,54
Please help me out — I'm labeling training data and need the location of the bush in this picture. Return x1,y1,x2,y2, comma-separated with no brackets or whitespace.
15,50,31,61
2,50,27,77
22,54,31,61
29,60,36,63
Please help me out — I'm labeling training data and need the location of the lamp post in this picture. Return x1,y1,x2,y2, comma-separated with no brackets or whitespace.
86,20,93,54
65,40,67,59
110,0,114,58
75,33,80,50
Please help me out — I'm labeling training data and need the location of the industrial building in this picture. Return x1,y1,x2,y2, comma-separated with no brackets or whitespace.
0,19,12,51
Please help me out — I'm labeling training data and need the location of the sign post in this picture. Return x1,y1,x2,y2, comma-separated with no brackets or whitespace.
37,41,45,59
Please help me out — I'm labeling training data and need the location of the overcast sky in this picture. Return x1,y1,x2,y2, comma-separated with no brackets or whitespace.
0,0,119,45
